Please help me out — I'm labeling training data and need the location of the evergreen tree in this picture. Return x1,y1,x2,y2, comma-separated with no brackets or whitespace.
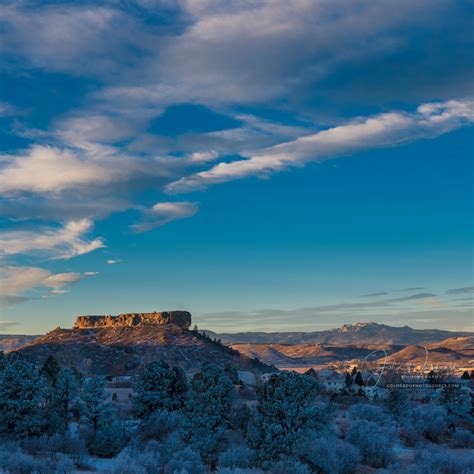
224,365,240,384
89,407,128,457
41,355,61,387
461,371,470,380
385,387,409,421
440,385,472,431
132,360,187,418
355,371,364,386
80,376,108,432
182,364,235,467
0,352,6,371
49,368,79,433
249,371,323,461
345,373,353,388
0,355,48,437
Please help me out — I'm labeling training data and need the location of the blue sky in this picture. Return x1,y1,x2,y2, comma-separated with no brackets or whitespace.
0,1,473,334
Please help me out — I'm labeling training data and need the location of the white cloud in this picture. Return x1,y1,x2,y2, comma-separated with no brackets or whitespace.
167,99,474,192
107,259,121,265
131,201,199,232
0,145,129,195
0,219,104,259
0,266,97,307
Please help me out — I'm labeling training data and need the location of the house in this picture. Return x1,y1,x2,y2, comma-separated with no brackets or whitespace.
237,371,257,386
260,372,279,383
321,375,346,393
364,386,389,400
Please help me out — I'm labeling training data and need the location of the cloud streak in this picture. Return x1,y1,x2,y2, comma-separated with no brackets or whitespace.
167,99,474,192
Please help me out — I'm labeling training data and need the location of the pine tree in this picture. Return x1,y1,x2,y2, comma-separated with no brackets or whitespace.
80,376,108,432
249,371,323,460
132,360,187,418
182,364,235,467
345,373,353,388
0,355,48,437
41,355,61,386
440,385,472,431
355,371,364,386
49,368,79,433
461,371,470,380
89,406,127,457
386,387,409,421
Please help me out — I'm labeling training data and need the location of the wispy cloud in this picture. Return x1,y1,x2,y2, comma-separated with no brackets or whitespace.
0,266,97,307
357,292,388,298
131,202,199,233
398,287,426,292
446,286,474,295
0,219,104,259
167,99,474,193
0,321,21,331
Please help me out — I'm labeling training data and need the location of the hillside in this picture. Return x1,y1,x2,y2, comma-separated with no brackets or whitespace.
383,336,474,366
231,336,474,369
231,342,404,367
0,335,39,353
204,322,473,345
15,312,272,376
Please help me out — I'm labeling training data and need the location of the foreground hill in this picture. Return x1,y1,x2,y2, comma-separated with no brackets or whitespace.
15,312,271,376
204,322,473,345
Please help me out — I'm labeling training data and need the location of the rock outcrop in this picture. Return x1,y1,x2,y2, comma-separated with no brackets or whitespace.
74,311,192,330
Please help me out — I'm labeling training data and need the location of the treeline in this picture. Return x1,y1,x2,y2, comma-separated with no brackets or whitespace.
1,352,474,473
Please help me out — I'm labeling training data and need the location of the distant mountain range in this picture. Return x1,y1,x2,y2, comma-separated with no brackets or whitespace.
202,322,473,346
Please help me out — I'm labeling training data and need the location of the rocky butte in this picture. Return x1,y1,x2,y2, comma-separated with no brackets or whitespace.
74,311,192,330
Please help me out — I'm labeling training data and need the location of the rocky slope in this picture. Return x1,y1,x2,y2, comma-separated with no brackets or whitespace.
15,313,271,376
204,322,473,345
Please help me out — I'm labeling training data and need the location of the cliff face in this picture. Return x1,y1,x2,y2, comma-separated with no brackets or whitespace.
74,311,192,330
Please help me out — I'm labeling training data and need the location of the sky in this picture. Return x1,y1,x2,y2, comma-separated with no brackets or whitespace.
0,0,473,334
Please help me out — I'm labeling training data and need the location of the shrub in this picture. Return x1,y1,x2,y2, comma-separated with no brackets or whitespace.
266,458,311,474
0,441,75,474
301,433,361,474
406,445,474,474
402,404,448,444
218,445,257,469
346,420,393,468
21,431,86,457
449,428,474,449
348,403,386,423
217,469,264,474
164,447,206,474
108,445,162,474
139,410,180,441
